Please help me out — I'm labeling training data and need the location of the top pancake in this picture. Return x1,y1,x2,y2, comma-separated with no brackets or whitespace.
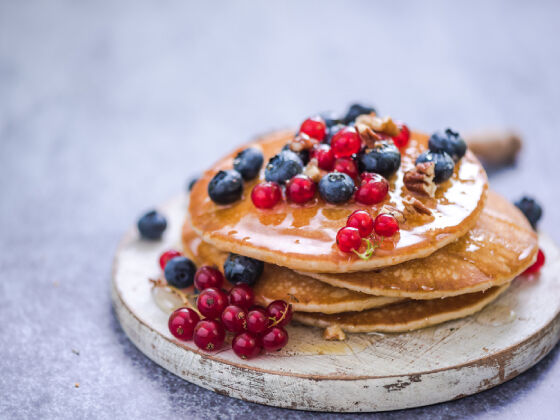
189,130,488,273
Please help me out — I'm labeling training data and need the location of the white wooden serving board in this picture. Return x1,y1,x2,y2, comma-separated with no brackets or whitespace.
111,195,560,412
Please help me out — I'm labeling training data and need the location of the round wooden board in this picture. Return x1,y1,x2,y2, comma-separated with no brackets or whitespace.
112,195,560,412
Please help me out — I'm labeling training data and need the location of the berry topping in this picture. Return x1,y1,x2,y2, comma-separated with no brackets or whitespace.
208,169,244,205
514,196,543,230
343,103,376,124
247,307,269,334
311,144,335,171
336,227,362,253
262,326,289,352
374,213,400,237
428,128,467,163
300,116,327,141
266,300,293,328
524,249,545,275
286,175,317,204
331,127,362,158
318,172,355,204
187,176,199,192
159,249,182,270
265,150,304,184
232,332,262,359
197,287,229,319
416,151,454,183
282,144,310,166
228,284,255,310
221,305,248,333
138,210,167,240
168,308,200,341
346,210,374,237
164,256,197,289
194,266,225,291
233,147,264,180
193,319,226,351
251,182,282,209
357,140,401,178
324,123,346,145
224,253,264,286
334,157,359,179
355,173,389,205
392,122,410,149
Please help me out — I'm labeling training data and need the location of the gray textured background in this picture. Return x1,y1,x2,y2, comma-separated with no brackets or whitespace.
1,0,559,418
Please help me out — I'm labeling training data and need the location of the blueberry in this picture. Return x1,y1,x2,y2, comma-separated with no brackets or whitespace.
357,141,401,178
416,151,455,183
343,103,377,124
282,144,310,165
428,128,467,163
324,124,346,145
264,150,304,184
137,210,167,240
164,256,196,288
233,147,264,180
514,196,542,230
187,176,199,192
318,172,355,204
208,169,243,204
224,253,264,286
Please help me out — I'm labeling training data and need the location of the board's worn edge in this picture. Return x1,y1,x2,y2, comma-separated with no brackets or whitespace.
111,273,560,412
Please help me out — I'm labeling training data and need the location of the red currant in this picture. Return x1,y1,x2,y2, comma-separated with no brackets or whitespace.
346,210,374,237
374,213,399,237
266,300,293,327
331,127,361,158
336,227,362,253
228,284,255,310
193,319,225,351
232,332,262,359
159,250,182,270
355,173,389,205
194,266,224,291
524,249,545,275
168,307,200,341
196,287,228,319
247,307,269,334
392,122,410,149
334,157,359,179
311,144,335,171
300,116,327,141
262,326,289,352
286,175,316,204
221,305,248,333
251,182,282,209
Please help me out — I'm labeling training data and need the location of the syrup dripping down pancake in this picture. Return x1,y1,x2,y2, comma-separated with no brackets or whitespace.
182,223,403,314
189,130,488,273
304,191,538,298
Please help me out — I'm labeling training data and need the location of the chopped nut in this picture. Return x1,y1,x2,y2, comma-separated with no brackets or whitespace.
404,162,436,198
355,114,399,137
304,158,322,183
356,123,382,147
403,195,432,216
379,205,406,224
289,133,317,152
323,325,346,341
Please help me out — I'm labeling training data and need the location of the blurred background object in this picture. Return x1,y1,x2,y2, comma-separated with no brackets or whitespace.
1,1,559,418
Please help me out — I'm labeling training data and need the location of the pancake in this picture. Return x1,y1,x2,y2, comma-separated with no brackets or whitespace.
189,130,488,273
182,222,403,313
294,284,509,333
304,191,538,299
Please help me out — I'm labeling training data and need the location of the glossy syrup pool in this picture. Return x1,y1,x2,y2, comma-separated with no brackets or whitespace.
189,130,488,263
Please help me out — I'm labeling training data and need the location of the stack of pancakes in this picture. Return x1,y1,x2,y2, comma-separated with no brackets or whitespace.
184,130,538,338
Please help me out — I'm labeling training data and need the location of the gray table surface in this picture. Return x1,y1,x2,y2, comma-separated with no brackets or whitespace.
1,1,560,418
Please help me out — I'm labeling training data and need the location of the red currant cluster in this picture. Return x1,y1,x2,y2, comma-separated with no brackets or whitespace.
336,210,400,257
159,251,291,359
251,116,410,209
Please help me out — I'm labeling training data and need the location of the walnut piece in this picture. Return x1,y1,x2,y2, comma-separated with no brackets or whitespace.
323,325,346,341
355,114,399,137
404,162,436,198
289,133,317,152
379,204,406,224
304,158,322,183
355,123,382,147
403,195,432,216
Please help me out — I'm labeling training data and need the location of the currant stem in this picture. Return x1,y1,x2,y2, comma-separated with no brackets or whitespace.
150,278,201,316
